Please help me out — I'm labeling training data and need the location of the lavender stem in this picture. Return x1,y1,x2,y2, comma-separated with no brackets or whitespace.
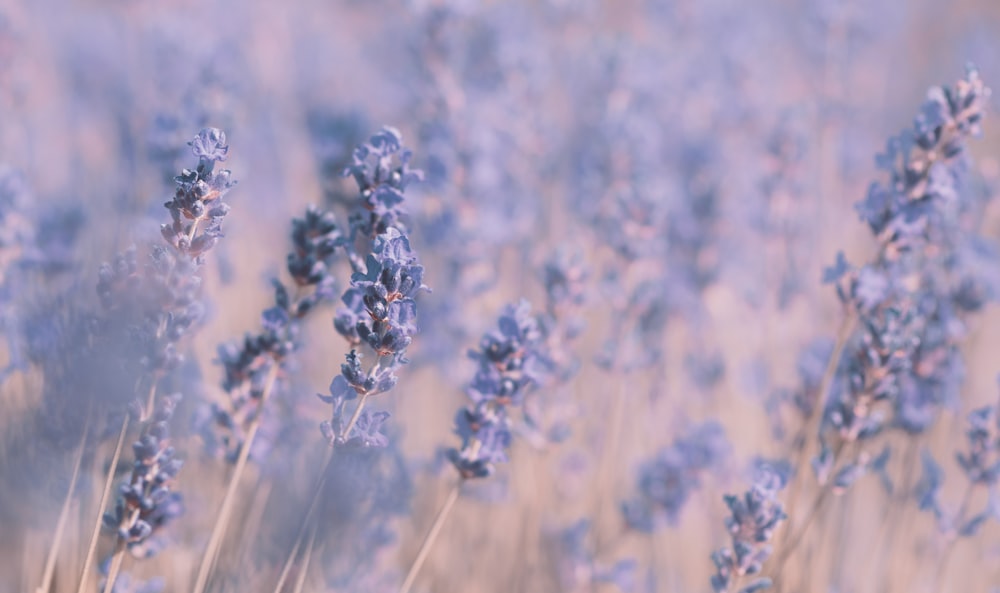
398,480,463,593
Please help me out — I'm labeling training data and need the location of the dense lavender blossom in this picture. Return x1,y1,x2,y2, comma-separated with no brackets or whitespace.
622,421,730,531
322,228,427,446
160,128,236,260
447,300,550,478
103,394,184,558
342,126,423,241
815,68,993,486
710,464,788,593
94,128,236,400
321,128,427,449
205,205,341,463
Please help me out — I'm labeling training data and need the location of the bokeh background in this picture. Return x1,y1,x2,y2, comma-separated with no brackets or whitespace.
1,0,999,592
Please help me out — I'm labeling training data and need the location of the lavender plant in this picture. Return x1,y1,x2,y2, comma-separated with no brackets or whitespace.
191,204,341,593
771,66,994,588
272,127,427,592
323,226,427,447
85,128,236,593
710,464,788,593
5,6,1000,593
399,300,552,593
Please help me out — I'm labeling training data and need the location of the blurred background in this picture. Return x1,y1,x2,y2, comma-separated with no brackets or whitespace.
1,0,999,592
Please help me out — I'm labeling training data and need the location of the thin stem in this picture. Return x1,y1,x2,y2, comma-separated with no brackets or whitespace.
101,539,127,593
933,484,976,593
103,505,143,593
273,449,334,593
192,363,280,593
38,417,90,593
276,390,373,591
76,415,130,593
783,313,854,515
291,524,319,593
398,481,462,593
343,391,372,443
771,466,835,577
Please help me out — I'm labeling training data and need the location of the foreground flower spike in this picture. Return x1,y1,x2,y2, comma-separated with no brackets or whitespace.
710,464,788,593
160,128,236,260
817,66,992,452
86,128,237,593
274,128,426,593
322,227,428,446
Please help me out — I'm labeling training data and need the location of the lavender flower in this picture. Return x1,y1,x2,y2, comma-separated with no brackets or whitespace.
342,126,423,240
160,128,236,260
622,421,730,531
103,394,184,559
814,67,993,490
206,205,341,463
321,129,428,449
710,464,788,593
447,300,550,479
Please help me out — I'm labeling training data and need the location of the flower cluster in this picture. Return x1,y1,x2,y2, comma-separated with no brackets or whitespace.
95,129,237,398
710,464,788,593
622,421,730,531
285,205,341,312
160,128,236,260
815,68,992,482
322,228,427,447
206,205,341,462
342,126,423,240
103,394,184,558
318,127,427,450
447,300,550,479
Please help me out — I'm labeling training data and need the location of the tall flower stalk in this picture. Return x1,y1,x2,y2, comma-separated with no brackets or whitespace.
399,300,550,593
191,205,341,593
770,67,992,585
274,127,427,592
81,128,236,593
